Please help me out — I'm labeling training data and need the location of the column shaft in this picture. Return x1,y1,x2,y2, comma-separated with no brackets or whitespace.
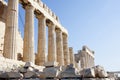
87,54,89,68
48,23,56,62
69,47,75,65
85,53,88,68
3,0,19,59
92,58,95,66
23,5,35,63
63,34,69,65
89,56,92,67
36,15,46,66
56,29,64,66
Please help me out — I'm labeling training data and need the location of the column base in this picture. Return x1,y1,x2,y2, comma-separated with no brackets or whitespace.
44,61,58,67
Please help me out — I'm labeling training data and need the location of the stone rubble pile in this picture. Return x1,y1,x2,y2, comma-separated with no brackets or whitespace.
0,56,25,72
58,64,80,78
0,62,44,79
0,62,116,80
80,65,108,78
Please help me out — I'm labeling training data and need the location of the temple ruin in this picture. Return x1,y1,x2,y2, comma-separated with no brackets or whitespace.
0,0,118,79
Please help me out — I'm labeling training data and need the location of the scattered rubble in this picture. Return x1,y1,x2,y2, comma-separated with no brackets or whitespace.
80,65,108,78
0,62,117,80
58,64,80,78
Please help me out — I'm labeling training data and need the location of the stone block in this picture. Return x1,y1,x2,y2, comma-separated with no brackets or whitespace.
98,70,108,78
81,78,115,80
43,67,60,77
0,72,22,79
44,61,58,67
59,64,79,78
94,65,108,78
24,71,37,79
27,67,34,72
19,67,27,73
24,62,34,68
36,72,46,79
80,68,95,78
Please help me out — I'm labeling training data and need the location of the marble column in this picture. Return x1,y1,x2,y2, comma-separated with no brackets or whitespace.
48,23,56,62
56,28,64,66
87,54,89,68
90,56,92,67
63,33,69,65
80,53,85,69
93,58,95,66
92,58,94,67
36,14,46,66
84,52,88,68
23,5,35,63
86,53,89,68
3,0,19,60
69,47,75,65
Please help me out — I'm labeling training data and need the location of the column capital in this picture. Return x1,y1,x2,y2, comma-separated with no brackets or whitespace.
62,33,68,38
55,28,62,32
47,20,55,27
24,5,35,10
69,47,73,50
36,13,46,19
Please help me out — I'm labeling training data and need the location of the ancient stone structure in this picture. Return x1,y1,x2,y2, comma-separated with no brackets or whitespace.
75,46,95,69
0,0,71,66
69,47,75,66
0,0,117,80
0,0,95,71
3,0,19,60
0,0,23,59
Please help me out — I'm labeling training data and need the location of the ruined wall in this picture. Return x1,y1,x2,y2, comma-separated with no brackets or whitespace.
0,1,6,55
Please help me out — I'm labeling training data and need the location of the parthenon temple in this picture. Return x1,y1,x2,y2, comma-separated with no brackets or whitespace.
0,0,115,78
0,0,95,68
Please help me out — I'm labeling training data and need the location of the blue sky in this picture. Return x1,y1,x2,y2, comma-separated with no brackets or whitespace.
17,0,120,71
41,0,120,71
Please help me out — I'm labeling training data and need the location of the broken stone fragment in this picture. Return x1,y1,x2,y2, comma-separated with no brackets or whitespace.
0,72,22,79
36,72,46,79
58,64,79,78
24,71,37,79
24,62,34,68
94,65,108,78
27,67,34,72
80,68,95,78
43,67,60,78
19,67,27,73
44,61,58,67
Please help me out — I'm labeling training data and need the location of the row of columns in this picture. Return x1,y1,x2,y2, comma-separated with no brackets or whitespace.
80,51,95,69
3,0,75,66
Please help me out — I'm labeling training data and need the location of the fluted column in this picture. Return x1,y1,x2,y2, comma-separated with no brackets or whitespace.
56,28,64,66
23,5,35,63
80,53,85,69
69,47,75,65
93,58,95,66
48,23,56,62
84,52,88,68
36,14,46,66
90,56,92,67
63,33,69,65
91,57,94,67
87,54,89,68
3,0,19,60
